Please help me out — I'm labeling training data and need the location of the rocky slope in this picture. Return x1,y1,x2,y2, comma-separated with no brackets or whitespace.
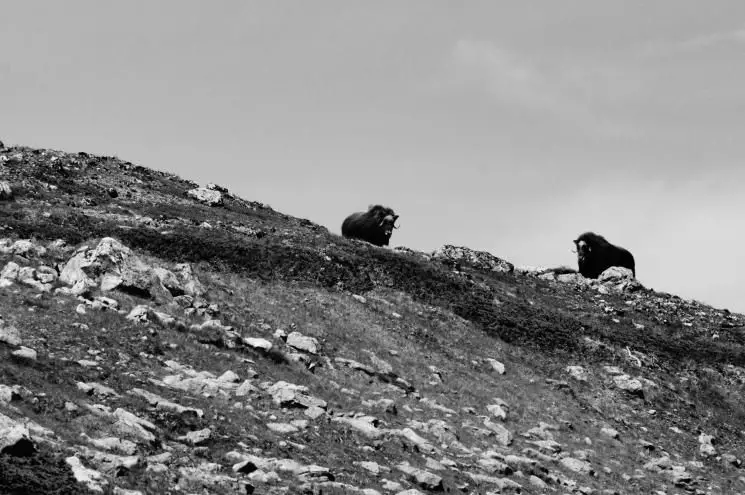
0,143,744,494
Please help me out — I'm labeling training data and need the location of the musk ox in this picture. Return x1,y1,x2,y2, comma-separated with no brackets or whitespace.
341,205,399,246
573,232,635,279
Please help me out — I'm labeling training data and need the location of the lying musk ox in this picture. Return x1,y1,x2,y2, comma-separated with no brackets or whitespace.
573,232,635,279
341,205,399,246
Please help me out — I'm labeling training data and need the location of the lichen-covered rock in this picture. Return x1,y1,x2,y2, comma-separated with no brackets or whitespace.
432,245,514,273
598,266,635,282
186,187,223,206
59,238,185,301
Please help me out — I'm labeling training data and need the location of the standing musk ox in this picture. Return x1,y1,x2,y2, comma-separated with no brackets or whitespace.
573,232,635,279
341,205,399,246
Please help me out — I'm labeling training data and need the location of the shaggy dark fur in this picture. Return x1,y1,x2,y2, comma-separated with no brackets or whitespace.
341,205,399,247
574,232,635,279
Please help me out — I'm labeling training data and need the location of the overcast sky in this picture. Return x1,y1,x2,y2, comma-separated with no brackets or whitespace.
3,1,745,312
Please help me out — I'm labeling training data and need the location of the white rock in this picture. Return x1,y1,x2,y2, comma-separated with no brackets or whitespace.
395,461,443,490
10,240,35,257
178,428,212,445
613,374,644,395
566,365,589,381
598,266,635,282
0,323,22,346
66,456,105,492
286,331,319,354
11,347,37,361
0,261,20,280
218,370,240,383
187,187,223,206
560,457,593,475
486,358,505,374
333,416,384,439
0,412,36,455
126,305,150,323
267,422,299,434
698,433,717,457
486,400,509,421
601,427,620,440
243,337,273,351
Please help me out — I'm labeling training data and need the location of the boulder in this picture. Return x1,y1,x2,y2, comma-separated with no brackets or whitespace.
0,412,36,456
59,238,186,301
598,266,635,282
186,187,223,206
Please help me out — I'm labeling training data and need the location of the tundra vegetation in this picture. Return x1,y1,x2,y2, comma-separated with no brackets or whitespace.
0,143,743,494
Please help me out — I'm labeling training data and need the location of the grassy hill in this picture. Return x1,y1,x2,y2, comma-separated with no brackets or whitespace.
0,143,743,494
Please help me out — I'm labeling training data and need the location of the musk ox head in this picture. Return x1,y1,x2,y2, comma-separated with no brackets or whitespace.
341,204,400,246
369,204,399,239
573,231,635,279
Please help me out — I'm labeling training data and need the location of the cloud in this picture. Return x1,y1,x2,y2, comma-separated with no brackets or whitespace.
641,25,745,57
444,40,638,137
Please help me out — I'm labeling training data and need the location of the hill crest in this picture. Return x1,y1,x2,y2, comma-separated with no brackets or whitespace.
0,143,744,494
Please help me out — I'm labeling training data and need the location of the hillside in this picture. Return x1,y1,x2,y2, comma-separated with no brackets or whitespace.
0,142,744,494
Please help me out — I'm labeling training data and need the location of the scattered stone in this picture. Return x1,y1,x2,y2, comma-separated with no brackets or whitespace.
126,305,150,323
77,382,119,398
243,337,273,351
355,461,385,475
112,408,157,443
286,331,319,354
178,428,212,445
66,456,106,492
267,381,327,410
363,350,394,374
86,436,138,456
477,457,513,475
267,422,299,434
396,461,443,491
466,472,523,492
486,400,509,421
304,406,326,419
613,374,644,396
486,358,505,374
560,457,594,475
1,261,20,280
529,475,548,490
483,419,513,446
11,346,37,361
333,416,385,439
0,384,22,405
529,439,562,454
566,365,589,382
235,380,260,397
129,388,204,417
698,433,716,457
601,427,620,440
0,323,22,346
